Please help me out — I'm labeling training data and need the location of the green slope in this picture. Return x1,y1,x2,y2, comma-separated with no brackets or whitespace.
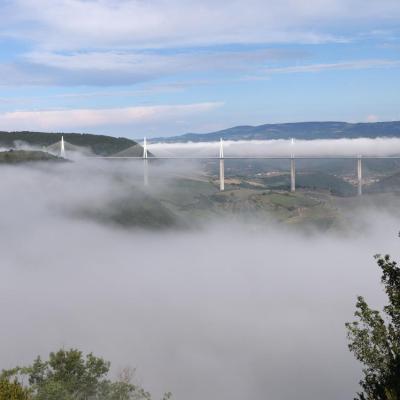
259,172,356,196
367,171,400,193
0,150,63,163
0,131,136,156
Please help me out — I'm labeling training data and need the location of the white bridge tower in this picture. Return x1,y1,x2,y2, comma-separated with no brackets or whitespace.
60,136,66,158
143,137,149,186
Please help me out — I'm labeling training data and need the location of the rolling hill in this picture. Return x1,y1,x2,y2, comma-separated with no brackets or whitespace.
0,131,136,156
0,150,64,163
366,171,400,193
151,121,400,143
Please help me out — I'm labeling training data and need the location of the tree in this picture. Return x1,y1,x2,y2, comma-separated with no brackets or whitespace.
346,254,400,400
23,349,110,400
1,349,170,400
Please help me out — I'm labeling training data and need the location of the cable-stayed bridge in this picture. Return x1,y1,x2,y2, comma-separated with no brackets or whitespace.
56,136,400,196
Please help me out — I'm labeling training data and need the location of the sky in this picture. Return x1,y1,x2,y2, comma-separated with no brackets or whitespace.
0,0,400,138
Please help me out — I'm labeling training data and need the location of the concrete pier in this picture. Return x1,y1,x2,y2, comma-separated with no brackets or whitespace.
290,138,295,192
290,158,296,193
357,156,362,196
219,159,225,191
219,138,225,191
143,159,149,186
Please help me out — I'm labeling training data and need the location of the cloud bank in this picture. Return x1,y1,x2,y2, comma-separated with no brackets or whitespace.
0,160,399,400
3,0,400,50
0,102,223,131
150,138,400,157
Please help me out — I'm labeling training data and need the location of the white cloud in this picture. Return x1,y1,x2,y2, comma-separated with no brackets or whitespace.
0,1,340,49
24,48,299,73
3,0,400,51
0,48,303,86
366,114,380,122
262,59,400,74
0,102,223,131
25,51,166,72
0,1,398,88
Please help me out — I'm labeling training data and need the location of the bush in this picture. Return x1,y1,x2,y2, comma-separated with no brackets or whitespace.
0,379,30,400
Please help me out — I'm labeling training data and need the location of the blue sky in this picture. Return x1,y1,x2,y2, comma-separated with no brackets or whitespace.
0,0,399,138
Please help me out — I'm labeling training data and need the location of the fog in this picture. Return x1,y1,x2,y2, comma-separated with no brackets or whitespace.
150,137,400,157
0,159,398,400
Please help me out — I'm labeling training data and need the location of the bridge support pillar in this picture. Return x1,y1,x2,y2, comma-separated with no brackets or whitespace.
144,159,149,186
357,156,362,196
290,158,296,193
219,138,225,191
219,159,225,191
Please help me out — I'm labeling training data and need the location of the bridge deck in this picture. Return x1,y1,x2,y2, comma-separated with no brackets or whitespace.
91,156,400,160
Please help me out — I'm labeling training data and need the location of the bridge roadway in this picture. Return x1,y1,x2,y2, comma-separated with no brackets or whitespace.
93,155,400,160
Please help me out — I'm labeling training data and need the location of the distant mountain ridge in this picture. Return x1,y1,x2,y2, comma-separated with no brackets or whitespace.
151,121,400,143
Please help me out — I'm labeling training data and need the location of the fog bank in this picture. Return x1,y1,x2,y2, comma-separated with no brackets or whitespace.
150,137,400,157
0,161,398,400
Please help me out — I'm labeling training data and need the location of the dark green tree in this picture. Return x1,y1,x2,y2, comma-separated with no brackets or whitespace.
346,254,400,400
23,349,110,399
1,349,169,400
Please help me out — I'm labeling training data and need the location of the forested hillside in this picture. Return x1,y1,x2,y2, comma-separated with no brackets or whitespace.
0,131,136,156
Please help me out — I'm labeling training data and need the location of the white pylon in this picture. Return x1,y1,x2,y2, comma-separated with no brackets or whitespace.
219,137,224,159
143,137,148,159
60,136,66,158
143,137,149,186
290,137,295,158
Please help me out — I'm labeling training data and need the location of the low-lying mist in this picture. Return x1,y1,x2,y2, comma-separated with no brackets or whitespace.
150,137,400,157
1,160,399,400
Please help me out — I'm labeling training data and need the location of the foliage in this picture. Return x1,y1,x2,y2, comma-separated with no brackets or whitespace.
26,349,110,399
0,378,30,400
1,349,170,400
346,254,400,400
261,172,356,196
0,150,62,164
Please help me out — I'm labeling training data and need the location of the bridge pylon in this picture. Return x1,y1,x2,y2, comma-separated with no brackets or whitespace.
60,136,66,158
357,155,362,196
143,137,149,186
